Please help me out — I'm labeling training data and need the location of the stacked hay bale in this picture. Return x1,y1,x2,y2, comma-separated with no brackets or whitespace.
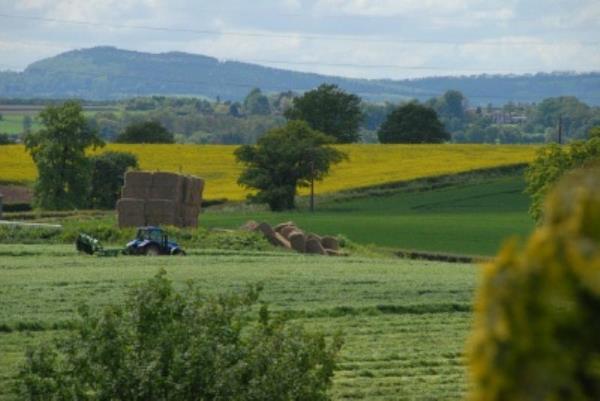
243,220,343,256
117,171,204,228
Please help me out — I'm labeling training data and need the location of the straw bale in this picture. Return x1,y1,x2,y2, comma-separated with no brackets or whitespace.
273,232,291,249
122,185,150,199
151,172,183,201
275,221,295,233
189,177,204,204
124,171,153,188
280,225,298,239
289,232,306,253
144,199,175,226
305,238,326,255
117,198,146,228
183,205,200,227
257,222,290,247
321,236,339,251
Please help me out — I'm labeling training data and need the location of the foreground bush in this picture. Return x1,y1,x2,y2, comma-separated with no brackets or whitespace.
468,166,600,401
18,270,343,401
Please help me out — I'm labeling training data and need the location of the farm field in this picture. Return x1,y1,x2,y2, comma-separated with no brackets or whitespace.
202,174,533,256
0,244,477,401
0,144,538,199
0,115,41,136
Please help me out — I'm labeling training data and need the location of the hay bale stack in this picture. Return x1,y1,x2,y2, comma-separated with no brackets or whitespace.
184,177,204,205
145,199,177,226
151,173,184,202
182,205,200,228
122,171,153,199
118,171,204,228
117,198,146,228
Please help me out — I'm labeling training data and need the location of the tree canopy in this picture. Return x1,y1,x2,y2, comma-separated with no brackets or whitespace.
24,100,104,210
115,120,174,143
284,84,363,143
235,120,346,211
243,88,271,115
89,151,138,209
377,103,450,144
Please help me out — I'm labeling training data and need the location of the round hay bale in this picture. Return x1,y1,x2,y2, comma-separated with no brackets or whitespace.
289,232,306,253
306,233,322,243
321,236,339,251
280,225,299,239
273,232,292,249
274,221,295,233
305,238,326,255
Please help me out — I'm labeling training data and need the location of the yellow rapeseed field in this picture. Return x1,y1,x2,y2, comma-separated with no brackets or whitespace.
0,144,538,200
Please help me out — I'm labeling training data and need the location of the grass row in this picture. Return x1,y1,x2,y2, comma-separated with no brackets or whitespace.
0,244,478,401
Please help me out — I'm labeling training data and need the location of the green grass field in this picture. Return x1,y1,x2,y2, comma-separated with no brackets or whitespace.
0,115,41,135
202,175,534,256
0,244,478,401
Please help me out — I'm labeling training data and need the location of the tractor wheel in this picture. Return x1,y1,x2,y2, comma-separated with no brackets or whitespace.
172,249,186,256
144,245,160,256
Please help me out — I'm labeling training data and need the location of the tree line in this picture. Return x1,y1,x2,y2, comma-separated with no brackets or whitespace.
5,87,598,146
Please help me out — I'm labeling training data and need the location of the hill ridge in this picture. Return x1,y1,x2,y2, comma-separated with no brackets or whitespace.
2,46,599,104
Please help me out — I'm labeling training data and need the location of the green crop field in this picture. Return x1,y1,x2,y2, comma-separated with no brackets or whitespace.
202,174,534,256
0,244,478,401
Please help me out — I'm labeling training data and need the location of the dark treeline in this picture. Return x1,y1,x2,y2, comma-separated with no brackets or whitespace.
2,90,599,145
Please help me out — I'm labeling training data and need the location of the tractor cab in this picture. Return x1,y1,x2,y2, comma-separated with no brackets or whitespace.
125,226,185,256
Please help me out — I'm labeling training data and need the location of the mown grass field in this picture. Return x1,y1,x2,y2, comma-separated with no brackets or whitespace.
0,244,477,401
202,174,533,256
0,144,538,198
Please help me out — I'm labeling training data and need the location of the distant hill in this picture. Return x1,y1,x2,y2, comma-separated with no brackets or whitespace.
1,46,599,105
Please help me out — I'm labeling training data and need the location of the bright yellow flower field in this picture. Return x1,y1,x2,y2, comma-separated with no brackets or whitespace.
0,144,538,200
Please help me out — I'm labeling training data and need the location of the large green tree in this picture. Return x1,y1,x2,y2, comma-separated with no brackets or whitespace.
377,103,449,143
89,151,138,209
115,120,174,143
24,101,104,210
531,96,593,141
235,120,346,211
284,84,363,143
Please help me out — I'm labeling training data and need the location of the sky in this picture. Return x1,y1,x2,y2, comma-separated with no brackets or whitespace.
0,0,599,80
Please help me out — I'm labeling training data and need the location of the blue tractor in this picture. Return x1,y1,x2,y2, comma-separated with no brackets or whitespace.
76,226,185,256
124,226,186,256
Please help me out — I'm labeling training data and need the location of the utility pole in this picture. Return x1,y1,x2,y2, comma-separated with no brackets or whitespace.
309,159,315,213
558,115,563,145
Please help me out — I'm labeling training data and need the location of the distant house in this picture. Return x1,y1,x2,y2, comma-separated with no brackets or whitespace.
490,111,527,125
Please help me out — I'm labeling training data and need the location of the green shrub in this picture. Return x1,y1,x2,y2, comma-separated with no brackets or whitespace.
18,270,343,401
468,166,600,401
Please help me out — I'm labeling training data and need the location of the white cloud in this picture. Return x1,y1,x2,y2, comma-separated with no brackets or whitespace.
0,0,597,78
